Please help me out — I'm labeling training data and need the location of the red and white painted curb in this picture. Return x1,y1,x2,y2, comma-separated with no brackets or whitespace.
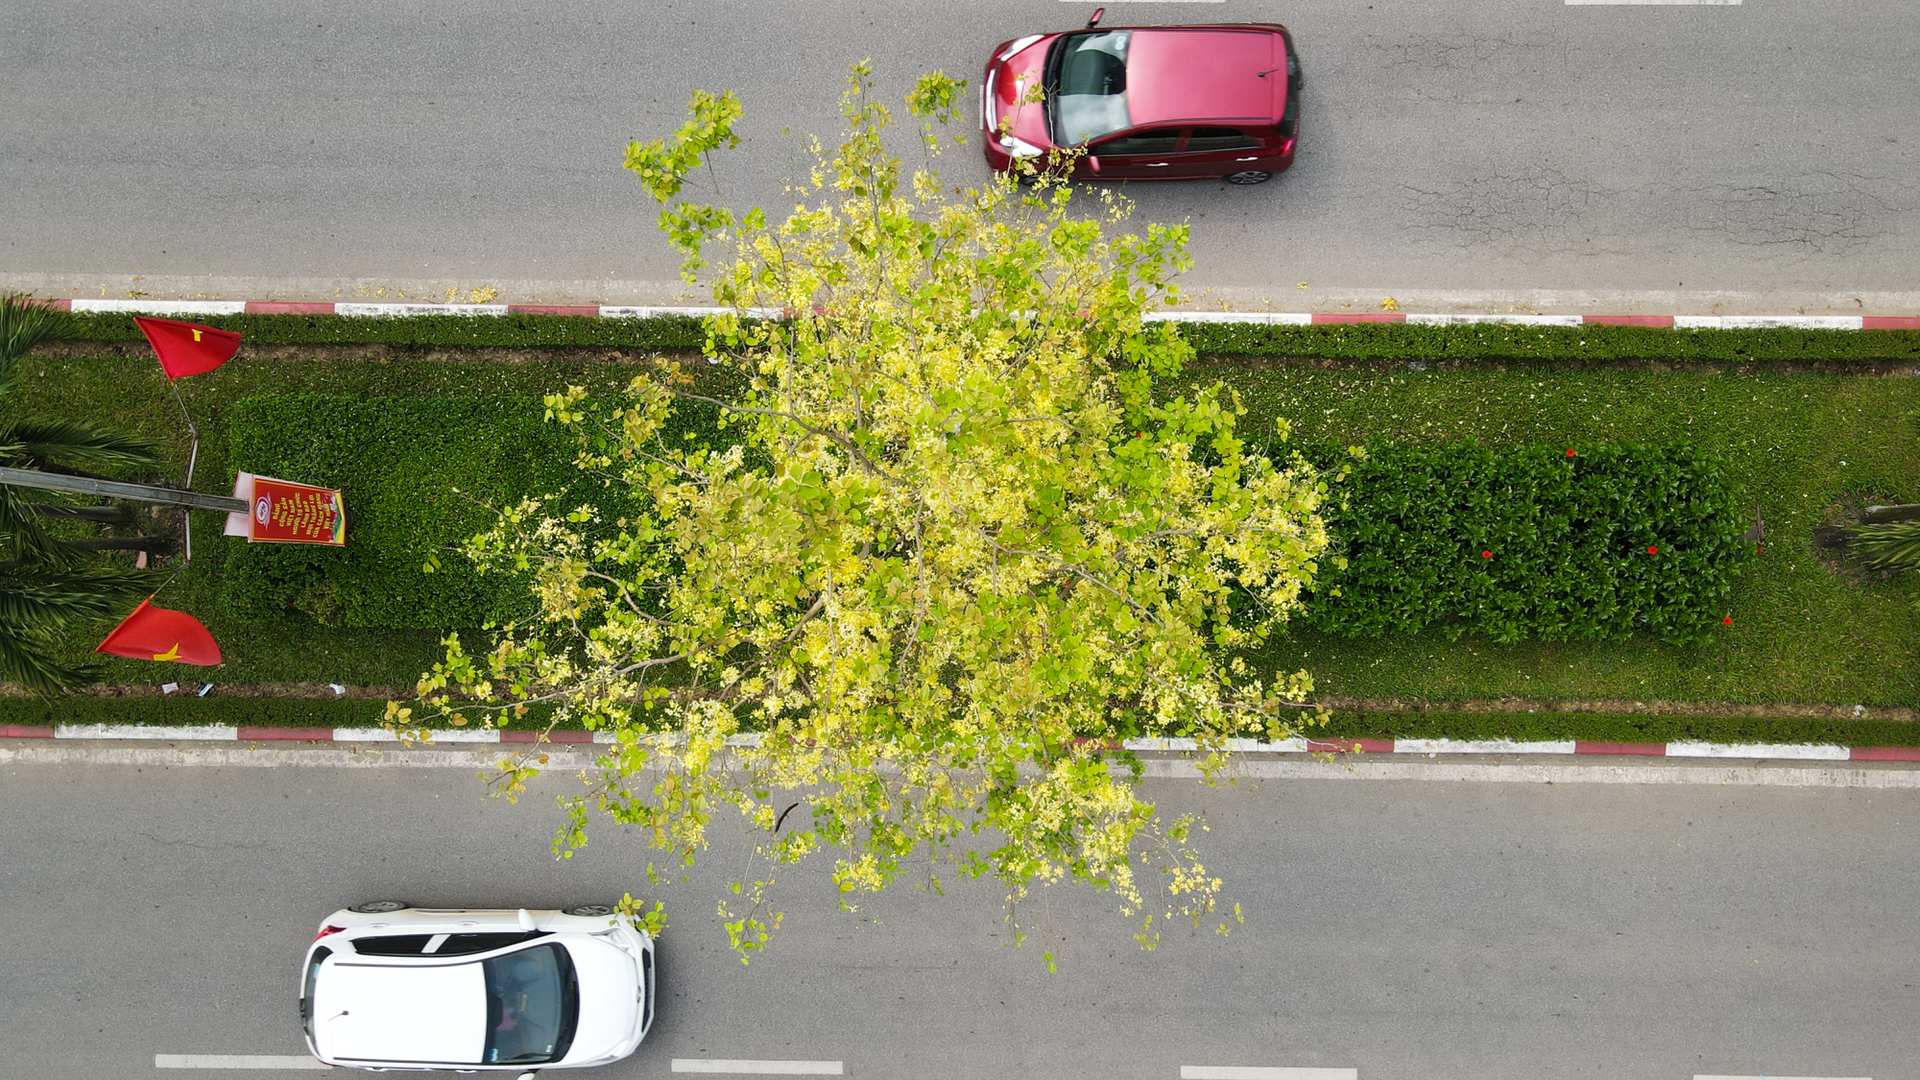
40,297,1920,331
4,724,1917,761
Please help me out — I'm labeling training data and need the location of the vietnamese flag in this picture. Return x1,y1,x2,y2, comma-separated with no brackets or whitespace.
94,598,222,665
134,316,241,378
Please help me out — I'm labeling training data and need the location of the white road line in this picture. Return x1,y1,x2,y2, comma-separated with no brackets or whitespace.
1667,742,1850,761
671,1062,844,1076
1695,1075,1871,1080
57,724,239,741
155,1055,331,1070
1175,1060,1359,1068
334,302,509,318
1395,738,1576,756
72,299,248,315
1568,1,1739,5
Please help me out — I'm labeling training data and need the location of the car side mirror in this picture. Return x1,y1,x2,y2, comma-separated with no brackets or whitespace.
1085,155,1101,176
517,908,536,931
1086,6,1104,29
516,1072,537,1080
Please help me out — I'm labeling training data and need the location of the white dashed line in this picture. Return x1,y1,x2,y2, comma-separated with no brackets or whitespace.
1175,1060,1359,1068
1695,1076,1870,1080
1567,1,1739,5
1181,1069,1358,1080
155,1055,330,1070
671,1061,845,1076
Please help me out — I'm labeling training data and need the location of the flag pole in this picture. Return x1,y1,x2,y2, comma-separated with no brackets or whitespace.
164,376,200,563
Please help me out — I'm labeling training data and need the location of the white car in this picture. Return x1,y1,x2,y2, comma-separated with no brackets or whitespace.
299,902,656,1075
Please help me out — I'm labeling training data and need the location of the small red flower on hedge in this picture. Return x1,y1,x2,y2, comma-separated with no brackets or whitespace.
1757,544,1764,553
1723,616,1733,625
1647,545,1658,555
1566,448,1576,457
1481,550,1492,559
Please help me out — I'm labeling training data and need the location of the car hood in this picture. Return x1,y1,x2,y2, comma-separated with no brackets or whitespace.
313,960,486,1065
987,34,1057,148
557,938,641,1063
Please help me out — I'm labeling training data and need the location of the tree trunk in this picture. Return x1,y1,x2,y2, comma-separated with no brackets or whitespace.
63,535,179,556
27,504,134,524
1862,503,1920,524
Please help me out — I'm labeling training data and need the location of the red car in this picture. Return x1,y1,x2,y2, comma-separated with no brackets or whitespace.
981,9,1301,184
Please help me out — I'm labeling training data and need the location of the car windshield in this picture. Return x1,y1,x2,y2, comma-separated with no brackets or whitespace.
1047,30,1132,145
482,944,578,1066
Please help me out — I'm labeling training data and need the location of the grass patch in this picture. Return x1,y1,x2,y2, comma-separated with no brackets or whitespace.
1202,362,1920,707
0,351,728,686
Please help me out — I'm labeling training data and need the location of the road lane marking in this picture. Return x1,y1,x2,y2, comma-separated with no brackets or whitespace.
155,1056,330,1070
1695,1076,1871,1080
671,1062,845,1076
1568,1,1739,5
1668,742,1851,760
1182,1069,1358,1080
1175,1060,1359,1068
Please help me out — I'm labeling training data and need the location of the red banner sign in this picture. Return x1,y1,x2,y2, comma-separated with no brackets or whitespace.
225,472,347,545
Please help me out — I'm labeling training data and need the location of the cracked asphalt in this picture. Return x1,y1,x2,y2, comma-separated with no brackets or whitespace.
1,0,1916,311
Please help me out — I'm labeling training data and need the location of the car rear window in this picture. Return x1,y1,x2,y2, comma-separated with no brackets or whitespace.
438,932,548,957
350,935,435,956
1187,127,1259,152
1048,31,1133,145
1095,128,1182,156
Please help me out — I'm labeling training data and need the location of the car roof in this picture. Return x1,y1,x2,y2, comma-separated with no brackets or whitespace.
1125,28,1283,127
313,958,487,1065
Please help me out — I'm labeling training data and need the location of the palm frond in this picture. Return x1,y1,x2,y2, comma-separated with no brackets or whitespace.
0,621,102,695
1846,520,1920,572
0,560,157,626
0,293,71,395
0,417,163,472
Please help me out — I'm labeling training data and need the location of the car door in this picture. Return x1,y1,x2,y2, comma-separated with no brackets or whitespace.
1083,127,1185,179
1165,125,1271,179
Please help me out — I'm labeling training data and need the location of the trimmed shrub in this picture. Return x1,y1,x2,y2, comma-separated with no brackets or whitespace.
65,312,711,351
1317,709,1920,748
1178,322,1920,365
54,311,1920,367
1299,442,1750,645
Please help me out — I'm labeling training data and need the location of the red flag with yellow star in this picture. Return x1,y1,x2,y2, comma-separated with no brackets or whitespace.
133,316,241,378
94,598,222,666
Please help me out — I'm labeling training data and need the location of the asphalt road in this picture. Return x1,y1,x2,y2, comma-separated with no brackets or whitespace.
3,0,1918,313
4,756,1918,1079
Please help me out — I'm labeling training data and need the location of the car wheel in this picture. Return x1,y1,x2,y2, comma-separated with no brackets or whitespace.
347,900,409,913
1225,170,1273,185
565,904,617,917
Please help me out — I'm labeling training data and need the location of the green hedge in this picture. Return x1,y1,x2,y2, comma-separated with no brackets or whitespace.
1317,709,1920,748
4,696,387,728
223,395,633,628
1299,442,1749,646
1179,322,1920,364
65,312,711,350
56,311,1920,365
